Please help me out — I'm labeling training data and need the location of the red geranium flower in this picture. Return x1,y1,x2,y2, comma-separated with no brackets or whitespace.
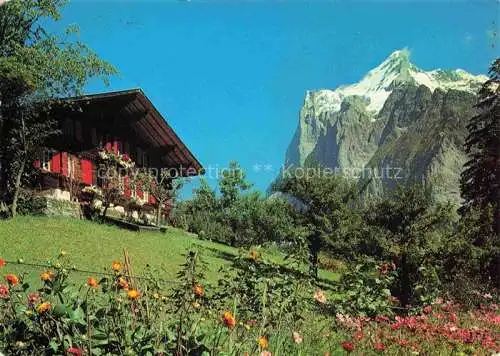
66,346,84,355
375,342,386,351
423,305,432,314
0,259,5,267
341,341,354,352
376,315,390,323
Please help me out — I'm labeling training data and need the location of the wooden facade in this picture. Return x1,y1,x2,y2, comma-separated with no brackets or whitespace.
34,89,203,214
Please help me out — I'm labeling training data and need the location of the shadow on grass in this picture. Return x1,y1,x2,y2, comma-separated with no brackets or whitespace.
192,244,237,262
193,243,339,289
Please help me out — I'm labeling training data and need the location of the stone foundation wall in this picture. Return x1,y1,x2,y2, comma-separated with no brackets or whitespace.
44,198,82,219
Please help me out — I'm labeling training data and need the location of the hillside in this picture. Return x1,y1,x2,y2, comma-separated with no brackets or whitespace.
0,217,338,285
0,217,237,285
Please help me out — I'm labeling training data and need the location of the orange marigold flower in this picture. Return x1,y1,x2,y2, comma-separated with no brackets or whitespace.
87,277,99,288
193,283,204,297
36,302,51,313
313,289,326,304
117,278,129,290
248,250,259,261
40,271,54,282
127,289,140,300
111,261,122,272
0,258,5,267
5,274,19,286
222,311,236,328
257,336,269,349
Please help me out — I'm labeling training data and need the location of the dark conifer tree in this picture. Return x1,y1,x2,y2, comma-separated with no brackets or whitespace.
460,58,500,237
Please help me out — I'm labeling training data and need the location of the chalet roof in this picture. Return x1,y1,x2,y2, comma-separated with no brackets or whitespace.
66,89,204,177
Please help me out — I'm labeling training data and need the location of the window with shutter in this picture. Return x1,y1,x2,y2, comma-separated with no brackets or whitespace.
41,149,53,171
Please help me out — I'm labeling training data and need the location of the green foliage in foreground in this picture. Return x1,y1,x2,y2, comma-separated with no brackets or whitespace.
0,245,498,355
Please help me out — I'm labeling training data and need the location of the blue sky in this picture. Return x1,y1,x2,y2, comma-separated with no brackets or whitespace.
54,0,498,196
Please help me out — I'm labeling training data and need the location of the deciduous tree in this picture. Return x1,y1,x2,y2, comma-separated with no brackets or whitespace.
0,0,116,216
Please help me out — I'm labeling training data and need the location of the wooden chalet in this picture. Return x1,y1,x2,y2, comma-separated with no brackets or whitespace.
34,89,203,220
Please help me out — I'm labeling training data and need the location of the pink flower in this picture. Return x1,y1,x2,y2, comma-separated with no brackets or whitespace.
246,319,258,327
483,293,493,299
354,331,364,341
0,284,9,298
423,305,432,314
375,342,386,351
313,289,326,304
292,331,303,344
433,297,444,305
27,292,40,304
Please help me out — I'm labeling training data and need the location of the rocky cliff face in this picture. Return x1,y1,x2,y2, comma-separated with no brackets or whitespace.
284,50,486,205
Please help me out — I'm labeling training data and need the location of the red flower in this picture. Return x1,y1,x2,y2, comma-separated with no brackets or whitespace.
398,339,410,347
375,342,386,351
449,312,457,323
222,311,236,329
246,319,258,327
375,315,390,323
354,331,364,341
423,305,432,314
0,284,9,298
66,346,84,355
379,263,389,275
341,341,354,352
0,259,5,267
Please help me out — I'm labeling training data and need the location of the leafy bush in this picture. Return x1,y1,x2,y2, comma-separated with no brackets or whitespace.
363,185,454,307
211,249,313,327
15,190,47,216
334,259,397,317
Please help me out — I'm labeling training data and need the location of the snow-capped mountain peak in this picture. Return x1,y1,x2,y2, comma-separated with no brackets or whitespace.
308,49,487,117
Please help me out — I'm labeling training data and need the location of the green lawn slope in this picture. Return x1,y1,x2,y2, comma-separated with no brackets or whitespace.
0,216,338,286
